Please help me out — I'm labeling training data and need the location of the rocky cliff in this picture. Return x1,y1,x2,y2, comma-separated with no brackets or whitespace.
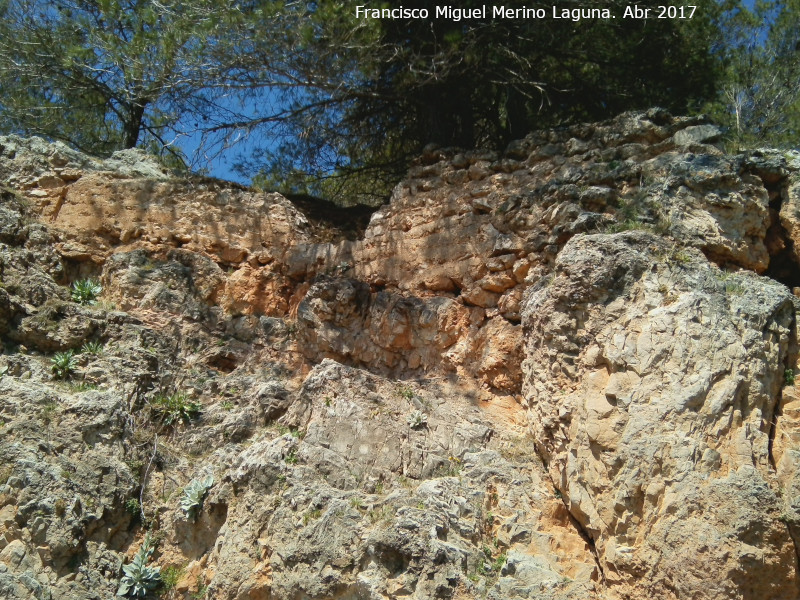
2,109,800,600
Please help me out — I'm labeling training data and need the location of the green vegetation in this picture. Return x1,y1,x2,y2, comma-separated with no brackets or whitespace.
395,384,415,400
117,533,161,598
434,456,463,478
302,508,322,525
0,0,731,205
51,350,77,380
708,0,800,148
80,340,103,355
150,393,201,426
367,505,394,524
190,576,208,599
68,381,98,393
125,498,141,517
180,475,214,522
70,279,102,305
469,550,508,583
406,410,428,429
785,369,796,387
492,553,508,574
284,449,298,465
159,565,184,594
715,271,746,296
1,0,798,204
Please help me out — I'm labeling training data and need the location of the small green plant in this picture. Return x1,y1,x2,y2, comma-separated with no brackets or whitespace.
190,576,208,599
39,399,58,425
220,400,234,411
672,249,691,264
714,271,746,296
125,498,141,517
725,280,746,296
69,381,98,392
492,553,507,573
81,340,103,355
349,496,363,509
160,564,184,593
367,505,393,524
151,393,201,426
284,449,298,465
51,350,77,379
117,532,161,597
71,278,102,305
785,369,796,387
302,508,322,525
406,410,428,429
180,475,214,522
396,384,415,400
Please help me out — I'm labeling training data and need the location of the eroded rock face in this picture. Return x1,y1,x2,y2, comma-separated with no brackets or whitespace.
0,184,598,599
3,111,800,600
522,232,799,599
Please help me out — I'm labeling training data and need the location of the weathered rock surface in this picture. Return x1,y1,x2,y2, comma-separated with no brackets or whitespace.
3,110,800,600
522,232,798,599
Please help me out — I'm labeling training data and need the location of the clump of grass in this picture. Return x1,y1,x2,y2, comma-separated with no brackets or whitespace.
69,381,98,392
150,392,201,426
160,565,185,593
395,384,415,400
302,508,322,525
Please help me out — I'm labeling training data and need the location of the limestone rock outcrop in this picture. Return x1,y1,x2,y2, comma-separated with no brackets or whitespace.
3,109,800,600
523,232,798,599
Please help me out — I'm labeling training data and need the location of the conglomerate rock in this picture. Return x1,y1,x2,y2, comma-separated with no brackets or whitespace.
2,110,800,599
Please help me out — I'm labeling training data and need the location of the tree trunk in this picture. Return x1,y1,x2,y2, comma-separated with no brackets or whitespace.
123,101,146,149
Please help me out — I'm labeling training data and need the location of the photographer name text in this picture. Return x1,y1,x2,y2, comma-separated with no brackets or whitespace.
355,5,697,21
